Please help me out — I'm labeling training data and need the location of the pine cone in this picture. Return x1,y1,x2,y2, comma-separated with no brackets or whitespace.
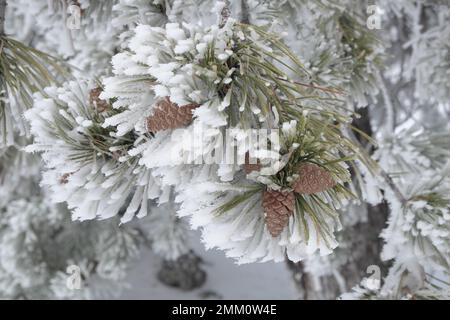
243,152,261,174
59,172,72,184
263,190,295,237
89,87,109,112
292,163,336,194
146,97,199,133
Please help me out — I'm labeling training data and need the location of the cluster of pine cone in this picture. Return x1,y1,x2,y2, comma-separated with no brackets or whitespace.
263,163,336,237
89,88,336,239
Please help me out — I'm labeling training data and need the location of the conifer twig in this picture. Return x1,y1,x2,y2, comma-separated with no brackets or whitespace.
276,76,344,95
377,71,396,134
346,127,408,206
378,168,408,206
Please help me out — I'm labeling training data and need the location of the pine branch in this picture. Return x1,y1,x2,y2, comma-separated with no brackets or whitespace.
275,76,344,95
346,127,408,206
378,168,408,206
377,71,396,134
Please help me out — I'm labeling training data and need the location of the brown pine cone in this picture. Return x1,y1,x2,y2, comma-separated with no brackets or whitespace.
59,172,73,184
89,87,109,112
263,190,295,237
292,163,336,194
146,97,199,133
243,152,261,174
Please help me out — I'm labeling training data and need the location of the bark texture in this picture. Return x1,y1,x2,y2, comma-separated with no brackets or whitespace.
0,0,7,35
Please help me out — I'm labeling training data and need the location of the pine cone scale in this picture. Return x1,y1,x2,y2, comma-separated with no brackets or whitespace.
89,87,109,112
263,190,295,237
243,152,261,174
292,163,336,194
146,97,199,133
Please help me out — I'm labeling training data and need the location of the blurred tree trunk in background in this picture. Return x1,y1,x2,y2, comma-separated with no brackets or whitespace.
157,250,207,291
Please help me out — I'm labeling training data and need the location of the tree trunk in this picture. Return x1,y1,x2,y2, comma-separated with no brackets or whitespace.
0,0,7,35
240,0,250,24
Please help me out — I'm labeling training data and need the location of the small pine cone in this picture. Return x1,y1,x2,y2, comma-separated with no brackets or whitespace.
243,152,261,174
263,190,295,237
89,87,109,112
146,97,199,133
59,173,72,184
292,163,336,194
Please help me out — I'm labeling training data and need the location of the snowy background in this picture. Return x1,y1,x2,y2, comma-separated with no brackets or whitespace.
119,232,297,299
